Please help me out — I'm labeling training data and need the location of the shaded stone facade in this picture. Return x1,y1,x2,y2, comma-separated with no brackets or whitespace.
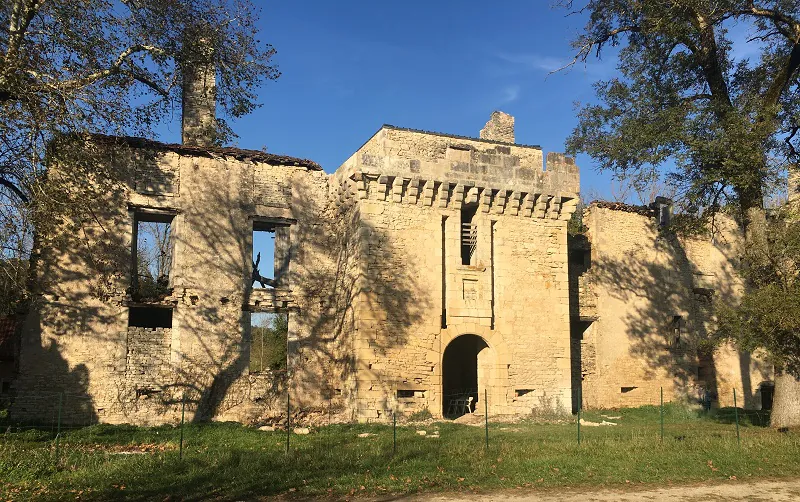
5,111,772,425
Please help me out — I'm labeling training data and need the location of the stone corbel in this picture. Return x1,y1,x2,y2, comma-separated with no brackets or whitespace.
559,196,579,221
422,180,435,206
452,184,465,210
494,190,508,214
535,194,550,219
521,193,535,217
350,172,368,200
508,191,522,216
480,187,492,213
438,182,450,208
407,178,420,204
377,175,390,201
392,177,404,203
548,195,562,219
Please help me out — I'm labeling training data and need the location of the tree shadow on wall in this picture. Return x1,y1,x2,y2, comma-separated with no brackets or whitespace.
583,220,769,409
149,164,428,422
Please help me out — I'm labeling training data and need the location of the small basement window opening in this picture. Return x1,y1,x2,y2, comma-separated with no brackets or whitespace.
461,203,478,265
132,212,174,301
252,221,290,289
621,386,638,393
249,312,288,373
128,306,172,328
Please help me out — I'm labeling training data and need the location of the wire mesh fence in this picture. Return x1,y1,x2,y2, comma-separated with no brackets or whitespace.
0,386,780,473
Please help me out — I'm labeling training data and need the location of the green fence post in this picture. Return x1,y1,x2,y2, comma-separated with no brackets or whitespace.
54,392,63,467
577,387,582,445
660,386,664,442
733,388,740,447
484,389,489,450
393,409,397,456
179,392,186,460
286,392,290,455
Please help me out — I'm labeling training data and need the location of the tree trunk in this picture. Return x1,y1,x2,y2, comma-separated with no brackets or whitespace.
770,370,800,428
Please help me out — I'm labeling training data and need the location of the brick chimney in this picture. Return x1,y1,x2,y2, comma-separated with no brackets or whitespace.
181,27,216,147
480,111,515,143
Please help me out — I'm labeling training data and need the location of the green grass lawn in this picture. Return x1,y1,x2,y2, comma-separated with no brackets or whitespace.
1,404,798,500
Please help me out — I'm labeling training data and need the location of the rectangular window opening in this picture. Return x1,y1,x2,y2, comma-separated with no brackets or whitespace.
252,221,290,289
249,311,288,373
461,203,478,265
620,386,638,394
128,306,173,329
515,389,535,397
133,212,174,302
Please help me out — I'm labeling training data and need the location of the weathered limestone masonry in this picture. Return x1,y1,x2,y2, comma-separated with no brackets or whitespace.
9,106,774,426
573,202,773,410
11,136,351,425
334,122,580,420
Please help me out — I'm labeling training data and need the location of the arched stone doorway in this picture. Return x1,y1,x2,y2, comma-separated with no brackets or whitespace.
442,334,491,418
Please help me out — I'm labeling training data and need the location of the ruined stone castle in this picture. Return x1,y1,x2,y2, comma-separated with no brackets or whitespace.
1,63,774,425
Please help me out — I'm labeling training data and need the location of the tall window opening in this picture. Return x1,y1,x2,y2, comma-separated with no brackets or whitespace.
249,312,288,373
132,212,174,302
252,221,290,289
461,203,478,265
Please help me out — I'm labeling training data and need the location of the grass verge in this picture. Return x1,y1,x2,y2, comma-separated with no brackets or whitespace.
1,404,798,500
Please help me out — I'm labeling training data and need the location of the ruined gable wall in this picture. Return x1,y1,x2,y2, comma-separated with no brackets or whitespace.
13,144,341,425
581,205,772,409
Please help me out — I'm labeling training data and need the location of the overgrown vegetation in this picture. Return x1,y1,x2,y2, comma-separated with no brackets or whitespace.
1,404,798,500
249,313,288,373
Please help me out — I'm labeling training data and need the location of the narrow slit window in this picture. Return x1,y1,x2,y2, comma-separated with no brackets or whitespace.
249,312,288,373
461,203,478,265
133,212,174,302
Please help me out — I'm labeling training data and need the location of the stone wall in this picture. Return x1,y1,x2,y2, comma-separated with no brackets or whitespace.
577,203,772,409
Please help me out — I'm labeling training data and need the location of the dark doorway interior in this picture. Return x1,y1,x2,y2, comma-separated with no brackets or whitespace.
760,383,774,411
442,334,488,418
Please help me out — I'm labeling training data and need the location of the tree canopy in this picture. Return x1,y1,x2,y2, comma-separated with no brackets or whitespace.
0,0,279,310
560,1,800,214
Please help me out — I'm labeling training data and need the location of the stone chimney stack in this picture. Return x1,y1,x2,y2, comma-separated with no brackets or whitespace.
181,26,216,147
480,111,515,143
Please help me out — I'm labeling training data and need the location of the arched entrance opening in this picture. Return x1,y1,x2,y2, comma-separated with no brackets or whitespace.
442,334,490,418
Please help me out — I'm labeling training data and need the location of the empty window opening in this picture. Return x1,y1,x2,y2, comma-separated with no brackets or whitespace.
249,312,288,373
1,381,10,394
515,389,535,397
133,213,174,301
461,203,478,265
128,306,173,328
621,386,638,393
252,222,290,289
670,315,683,348
397,389,425,399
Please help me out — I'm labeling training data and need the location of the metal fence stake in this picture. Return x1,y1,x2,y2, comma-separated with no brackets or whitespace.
179,392,186,460
393,409,397,456
660,386,664,442
53,392,63,467
733,388,740,447
484,389,489,450
286,392,290,455
577,387,582,445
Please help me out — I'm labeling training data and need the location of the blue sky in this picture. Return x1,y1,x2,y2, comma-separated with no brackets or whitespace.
158,1,621,198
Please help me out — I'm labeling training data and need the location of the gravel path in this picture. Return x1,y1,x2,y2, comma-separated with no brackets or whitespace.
394,478,800,501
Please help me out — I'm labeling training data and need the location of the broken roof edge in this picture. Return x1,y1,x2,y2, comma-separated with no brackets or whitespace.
82,133,323,171
589,200,654,216
381,124,542,149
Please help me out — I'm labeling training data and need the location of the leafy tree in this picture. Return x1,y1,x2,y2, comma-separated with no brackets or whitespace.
0,0,279,309
716,208,800,427
561,1,800,425
560,0,799,216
